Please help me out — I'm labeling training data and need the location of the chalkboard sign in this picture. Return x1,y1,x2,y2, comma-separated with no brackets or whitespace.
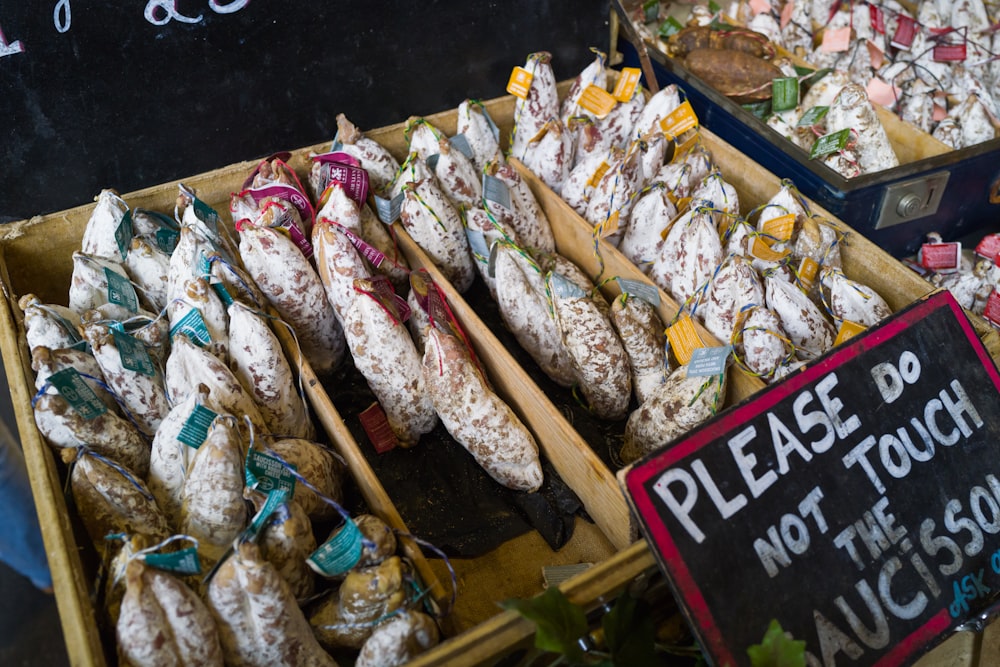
0,1,607,222
624,291,1000,666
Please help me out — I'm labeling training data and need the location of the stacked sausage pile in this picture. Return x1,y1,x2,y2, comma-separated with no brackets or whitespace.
509,50,896,463
24,167,445,664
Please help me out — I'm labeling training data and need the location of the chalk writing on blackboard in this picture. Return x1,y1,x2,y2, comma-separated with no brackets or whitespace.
144,0,250,26
0,25,24,57
0,1,252,58
54,0,70,33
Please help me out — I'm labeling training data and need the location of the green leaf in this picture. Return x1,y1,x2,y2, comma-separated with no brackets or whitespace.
603,592,660,667
747,619,807,667
501,587,588,662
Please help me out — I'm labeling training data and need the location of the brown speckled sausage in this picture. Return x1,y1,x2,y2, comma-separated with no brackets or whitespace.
207,541,337,667
237,223,345,375
422,326,544,492
116,560,224,667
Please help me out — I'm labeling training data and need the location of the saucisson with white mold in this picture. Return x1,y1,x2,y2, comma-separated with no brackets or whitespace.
148,384,212,530
116,560,224,667
521,118,574,196
169,276,230,362
456,99,503,172
398,179,476,293
819,267,892,328
510,51,559,161
70,451,170,560
81,189,129,261
549,273,631,421
764,274,835,361
309,556,407,651
164,333,267,437
610,293,669,406
250,493,317,601
484,159,555,253
620,364,726,464
342,277,438,447
493,243,577,387
560,49,608,123
227,301,314,440
422,325,544,492
355,610,441,667
207,541,338,667
700,254,765,344
179,415,248,564
432,136,482,209
237,222,345,375
328,113,401,197
265,438,344,522
81,314,170,437
20,295,84,354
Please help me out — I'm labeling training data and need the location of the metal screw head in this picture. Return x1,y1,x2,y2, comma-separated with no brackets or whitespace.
896,193,923,218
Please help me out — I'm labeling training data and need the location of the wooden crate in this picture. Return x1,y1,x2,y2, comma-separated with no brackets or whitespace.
0,75,990,667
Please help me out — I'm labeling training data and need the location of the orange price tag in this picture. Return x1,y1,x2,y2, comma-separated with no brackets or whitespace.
761,213,796,242
507,66,534,99
821,26,852,53
797,257,819,291
671,131,701,162
612,68,642,102
586,161,610,188
750,237,790,262
598,211,620,238
659,100,699,139
667,315,705,366
578,84,618,119
834,320,867,346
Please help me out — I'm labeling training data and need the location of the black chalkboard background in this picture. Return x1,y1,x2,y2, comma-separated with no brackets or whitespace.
0,1,608,222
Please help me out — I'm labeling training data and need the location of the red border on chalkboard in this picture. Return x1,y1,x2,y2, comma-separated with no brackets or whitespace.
624,291,1000,665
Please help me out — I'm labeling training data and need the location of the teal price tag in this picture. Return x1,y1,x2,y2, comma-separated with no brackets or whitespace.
308,518,363,577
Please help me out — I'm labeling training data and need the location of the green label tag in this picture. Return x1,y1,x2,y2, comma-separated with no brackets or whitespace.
104,267,138,313
245,450,297,495
687,345,732,377
801,66,832,82
155,228,180,254
115,210,134,260
797,106,830,127
659,16,684,38
48,367,107,420
112,329,155,377
143,547,202,575
177,404,218,449
482,174,512,210
466,228,489,262
615,278,661,307
771,77,799,112
708,0,721,13
308,518,363,577
809,128,852,159
244,487,291,542
192,197,220,236
548,272,587,299
642,0,658,22
169,308,212,347
742,100,772,120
